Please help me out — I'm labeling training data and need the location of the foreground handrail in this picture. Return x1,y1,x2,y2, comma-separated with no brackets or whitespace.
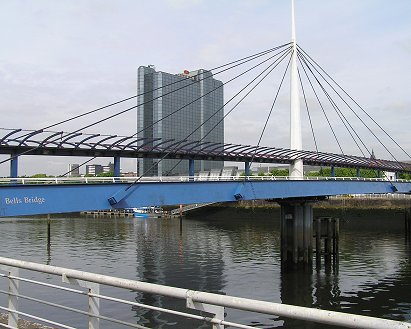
0,257,410,329
0,175,408,185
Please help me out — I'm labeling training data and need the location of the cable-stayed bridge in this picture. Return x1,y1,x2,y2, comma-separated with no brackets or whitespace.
1,2,410,265
2,43,411,217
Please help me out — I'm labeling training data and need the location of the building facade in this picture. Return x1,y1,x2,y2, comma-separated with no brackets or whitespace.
85,162,114,176
137,66,224,176
67,164,80,177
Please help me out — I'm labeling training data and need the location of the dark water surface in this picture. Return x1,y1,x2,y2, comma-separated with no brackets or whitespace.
1,207,411,328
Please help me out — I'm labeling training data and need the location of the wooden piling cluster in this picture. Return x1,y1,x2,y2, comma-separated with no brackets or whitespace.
280,201,340,267
280,203,313,265
313,217,339,264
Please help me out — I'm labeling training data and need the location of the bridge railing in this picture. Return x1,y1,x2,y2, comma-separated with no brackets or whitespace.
0,256,409,329
0,176,407,185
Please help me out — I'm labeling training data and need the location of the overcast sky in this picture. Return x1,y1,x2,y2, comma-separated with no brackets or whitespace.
0,0,410,176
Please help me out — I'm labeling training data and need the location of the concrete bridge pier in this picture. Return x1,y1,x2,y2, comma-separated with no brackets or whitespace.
280,201,313,267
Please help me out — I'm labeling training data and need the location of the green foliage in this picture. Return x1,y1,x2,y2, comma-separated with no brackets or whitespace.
30,173,50,178
97,172,114,177
269,169,289,176
399,172,411,180
306,167,380,178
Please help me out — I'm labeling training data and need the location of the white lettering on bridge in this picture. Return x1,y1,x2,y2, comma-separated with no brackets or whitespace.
5,196,46,205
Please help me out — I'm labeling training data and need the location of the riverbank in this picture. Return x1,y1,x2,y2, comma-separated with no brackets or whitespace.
185,197,411,221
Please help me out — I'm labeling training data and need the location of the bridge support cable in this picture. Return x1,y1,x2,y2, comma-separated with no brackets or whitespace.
108,50,293,204
153,48,293,177
296,52,346,159
162,49,293,178
297,67,319,156
13,44,291,142
297,48,404,182
248,52,292,170
297,45,411,162
141,48,293,178
0,45,292,168
297,53,368,158
297,52,359,178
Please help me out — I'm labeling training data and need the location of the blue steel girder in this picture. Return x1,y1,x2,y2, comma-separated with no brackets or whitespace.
1,179,411,217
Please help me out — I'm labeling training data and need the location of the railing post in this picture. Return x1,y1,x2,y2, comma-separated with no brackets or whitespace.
0,265,19,327
187,291,224,329
62,274,100,329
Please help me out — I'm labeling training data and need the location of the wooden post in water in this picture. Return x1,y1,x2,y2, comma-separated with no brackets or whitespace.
315,217,321,265
325,218,332,263
333,218,339,263
47,214,51,248
405,209,411,241
280,201,313,267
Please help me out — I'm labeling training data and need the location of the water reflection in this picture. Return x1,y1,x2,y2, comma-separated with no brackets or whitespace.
0,208,410,328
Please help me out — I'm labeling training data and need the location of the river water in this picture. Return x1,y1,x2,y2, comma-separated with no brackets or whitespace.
0,206,411,328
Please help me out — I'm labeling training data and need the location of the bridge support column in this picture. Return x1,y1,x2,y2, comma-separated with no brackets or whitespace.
331,166,335,178
244,161,251,176
10,154,18,178
356,167,360,178
113,157,121,177
377,170,381,178
189,159,195,181
280,201,313,267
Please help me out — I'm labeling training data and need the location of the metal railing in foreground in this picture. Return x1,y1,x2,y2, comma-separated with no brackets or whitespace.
0,175,408,185
0,257,410,329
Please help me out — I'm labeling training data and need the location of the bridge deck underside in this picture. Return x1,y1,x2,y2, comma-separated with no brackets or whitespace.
0,180,410,217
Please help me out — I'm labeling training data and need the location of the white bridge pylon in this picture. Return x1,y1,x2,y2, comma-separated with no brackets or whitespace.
289,0,303,178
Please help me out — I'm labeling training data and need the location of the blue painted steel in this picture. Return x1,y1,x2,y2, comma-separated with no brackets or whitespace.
1,180,411,217
331,166,335,177
245,162,251,176
189,159,195,177
114,157,121,177
10,155,18,178
356,167,360,178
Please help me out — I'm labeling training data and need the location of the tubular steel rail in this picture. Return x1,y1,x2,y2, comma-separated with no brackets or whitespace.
0,257,410,329
1,128,410,173
0,175,408,186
